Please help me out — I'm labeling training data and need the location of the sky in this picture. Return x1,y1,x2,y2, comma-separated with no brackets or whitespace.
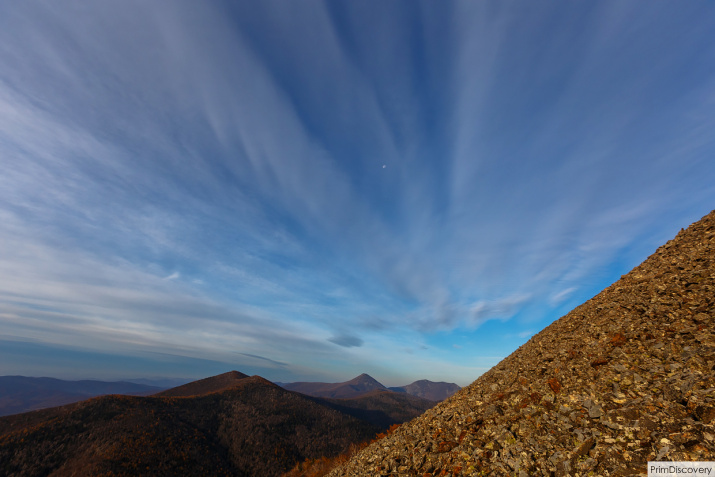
1,1,714,387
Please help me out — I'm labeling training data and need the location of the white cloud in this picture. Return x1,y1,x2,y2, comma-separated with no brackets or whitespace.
549,287,576,306
469,295,532,327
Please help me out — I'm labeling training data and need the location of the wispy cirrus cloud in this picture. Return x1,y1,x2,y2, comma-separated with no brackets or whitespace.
236,353,288,368
0,1,713,385
328,334,364,349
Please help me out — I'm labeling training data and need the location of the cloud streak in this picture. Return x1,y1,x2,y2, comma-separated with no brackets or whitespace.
328,334,365,348
0,1,714,384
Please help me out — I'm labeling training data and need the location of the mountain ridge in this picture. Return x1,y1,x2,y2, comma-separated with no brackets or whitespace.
314,390,437,430
0,375,163,417
0,372,381,476
155,370,249,397
0,370,443,476
281,373,388,399
389,380,462,402
281,374,460,401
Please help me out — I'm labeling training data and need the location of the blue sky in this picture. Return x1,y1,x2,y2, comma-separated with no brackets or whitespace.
1,1,713,387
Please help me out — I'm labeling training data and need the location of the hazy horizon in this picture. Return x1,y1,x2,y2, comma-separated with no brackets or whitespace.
0,370,459,391
1,1,714,388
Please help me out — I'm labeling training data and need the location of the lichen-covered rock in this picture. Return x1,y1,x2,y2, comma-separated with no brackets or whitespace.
330,210,715,476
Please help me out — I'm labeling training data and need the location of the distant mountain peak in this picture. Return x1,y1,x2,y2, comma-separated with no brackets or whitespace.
225,370,249,379
281,374,462,401
388,380,461,401
282,373,387,399
156,370,249,397
348,373,383,385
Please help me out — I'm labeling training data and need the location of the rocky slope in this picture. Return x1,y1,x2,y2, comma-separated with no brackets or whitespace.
330,210,715,476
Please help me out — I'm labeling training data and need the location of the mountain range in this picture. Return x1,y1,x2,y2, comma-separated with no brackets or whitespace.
0,370,456,419
279,373,460,401
0,375,163,417
0,371,436,476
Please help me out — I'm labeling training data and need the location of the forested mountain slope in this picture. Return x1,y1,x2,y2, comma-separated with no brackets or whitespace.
0,375,379,476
